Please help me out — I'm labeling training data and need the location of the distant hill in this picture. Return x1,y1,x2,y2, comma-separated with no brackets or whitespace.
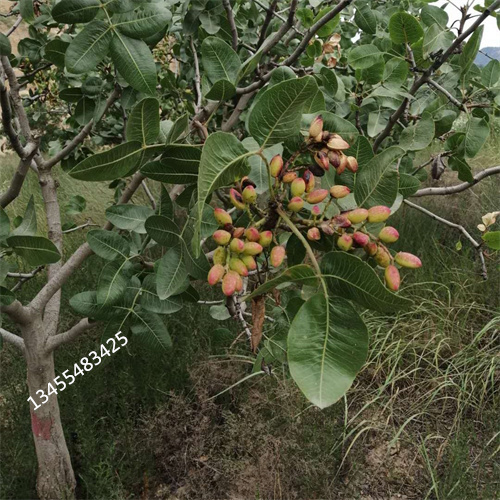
475,46,500,66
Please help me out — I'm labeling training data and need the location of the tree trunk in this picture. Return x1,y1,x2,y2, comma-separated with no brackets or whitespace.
23,316,76,500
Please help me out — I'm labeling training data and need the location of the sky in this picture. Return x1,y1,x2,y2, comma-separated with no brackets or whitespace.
444,0,499,47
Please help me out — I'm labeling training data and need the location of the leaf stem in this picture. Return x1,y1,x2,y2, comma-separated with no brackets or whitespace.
257,151,275,200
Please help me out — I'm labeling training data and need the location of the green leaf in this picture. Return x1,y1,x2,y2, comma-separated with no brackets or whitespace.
248,76,320,148
205,79,236,101
423,24,454,59
464,117,489,158
105,205,154,234
87,229,130,260
448,156,473,183
420,5,448,29
354,146,405,208
354,4,377,34
0,33,12,56
193,132,251,256
69,291,122,320
313,8,340,37
0,207,10,240
482,231,500,251
110,32,157,95
288,294,368,409
141,145,201,184
383,57,409,85
481,59,500,88
399,173,421,198
74,97,96,125
156,245,188,300
126,97,160,145
460,26,483,75
165,114,189,144
19,0,35,23
321,252,411,313
131,310,172,350
97,260,131,306
59,87,83,103
243,138,283,194
157,184,174,219
399,114,435,151
139,274,183,315
11,196,37,236
113,4,171,39
347,45,383,69
388,12,423,44
145,215,180,247
367,108,388,138
246,265,318,300
201,36,240,84
7,236,61,266
65,195,86,216
44,39,69,68
68,141,142,181
65,21,113,74
52,0,100,24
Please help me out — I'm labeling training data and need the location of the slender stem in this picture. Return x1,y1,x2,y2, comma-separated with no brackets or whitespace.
258,152,275,200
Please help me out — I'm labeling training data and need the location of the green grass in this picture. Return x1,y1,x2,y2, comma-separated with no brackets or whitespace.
0,141,499,499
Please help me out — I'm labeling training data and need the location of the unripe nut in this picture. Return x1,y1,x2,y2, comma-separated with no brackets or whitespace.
347,208,369,224
214,208,232,226
311,205,321,216
222,270,239,296
309,115,323,138
364,241,378,256
330,185,350,199
233,227,245,238
378,226,399,244
307,227,321,241
346,156,358,173
270,154,283,178
229,257,249,277
213,246,227,265
327,134,350,150
243,242,263,256
306,189,329,204
314,151,330,170
229,188,246,210
282,172,298,183
270,246,286,267
213,229,231,246
367,205,391,223
385,265,401,291
352,232,370,247
241,254,257,271
245,227,260,242
374,245,391,268
259,230,273,247
208,264,225,286
291,178,306,197
337,233,353,251
303,169,315,192
229,238,245,254
242,185,257,204
395,252,422,269
288,196,304,213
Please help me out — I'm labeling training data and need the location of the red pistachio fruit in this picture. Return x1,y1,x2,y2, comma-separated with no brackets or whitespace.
374,245,391,268
352,231,370,247
259,230,273,247
233,227,245,238
314,151,330,170
303,169,315,192
290,178,306,197
229,188,246,210
243,241,263,256
270,245,286,267
241,254,257,271
328,150,341,168
229,237,245,254
378,226,399,244
337,233,353,251
229,257,249,277
395,252,422,269
270,154,283,178
347,208,369,224
309,115,323,138
327,134,350,150
364,241,378,256
245,227,260,242
288,196,304,213
213,246,227,265
282,171,298,183
242,185,257,204
385,265,401,291
306,189,329,204
307,227,321,241
311,205,321,216
368,205,391,223
208,264,225,286
332,214,351,229
336,154,348,175
330,185,350,199
222,270,239,296
213,229,231,246
214,208,232,226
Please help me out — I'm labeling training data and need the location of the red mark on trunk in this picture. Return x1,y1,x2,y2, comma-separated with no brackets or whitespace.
31,413,53,440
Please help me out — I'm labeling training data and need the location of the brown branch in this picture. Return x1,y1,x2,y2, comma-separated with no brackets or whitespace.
46,318,94,352
1,300,32,326
190,37,202,113
4,15,22,37
257,0,279,48
0,327,25,352
0,72,25,157
427,78,466,111
222,0,238,51
411,166,500,197
221,91,255,131
10,265,44,292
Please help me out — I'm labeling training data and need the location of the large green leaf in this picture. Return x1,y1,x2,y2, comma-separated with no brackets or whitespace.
52,0,100,24
399,173,421,198
321,252,411,313
126,97,160,145
19,0,35,22
11,196,37,236
156,245,188,300
105,205,154,233
421,5,448,29
464,117,489,158
193,132,252,256
388,12,423,44
348,45,383,69
481,59,500,88
0,33,12,56
7,236,61,266
288,294,369,409
248,76,319,148
113,4,171,39
131,310,172,350
110,32,157,95
244,138,283,194
201,36,240,84
448,156,473,183
399,114,435,151
97,260,131,306
165,114,189,144
205,79,236,101
44,39,69,68
141,145,201,184
246,265,318,300
68,141,142,181
145,215,180,247
423,24,454,59
74,97,96,125
354,146,405,208
354,4,377,34
87,229,129,260
65,21,113,74
139,274,183,315
460,26,483,75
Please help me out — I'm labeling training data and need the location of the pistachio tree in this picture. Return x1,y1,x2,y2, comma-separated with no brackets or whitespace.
1,0,499,497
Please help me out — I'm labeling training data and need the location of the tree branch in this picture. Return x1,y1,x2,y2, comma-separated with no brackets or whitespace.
0,327,25,352
257,0,279,48
46,318,94,352
222,0,238,51
190,37,202,113
404,200,488,279
411,166,500,197
427,78,466,111
1,300,32,326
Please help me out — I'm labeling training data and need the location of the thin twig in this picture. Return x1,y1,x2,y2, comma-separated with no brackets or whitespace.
427,78,466,111
141,180,156,209
62,220,99,233
4,15,22,37
190,37,202,113
0,327,25,352
222,0,238,51
10,266,44,292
